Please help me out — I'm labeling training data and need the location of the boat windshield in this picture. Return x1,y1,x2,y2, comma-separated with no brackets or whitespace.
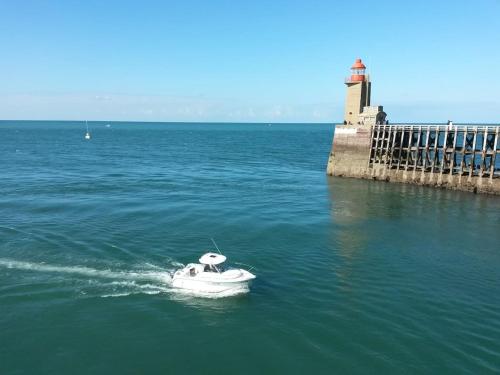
204,264,224,273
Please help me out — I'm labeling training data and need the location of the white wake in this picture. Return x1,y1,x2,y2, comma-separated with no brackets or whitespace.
0,258,173,283
0,258,250,299
0,258,173,298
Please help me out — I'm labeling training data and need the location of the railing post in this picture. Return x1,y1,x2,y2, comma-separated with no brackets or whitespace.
468,127,478,180
439,126,449,180
380,124,387,164
383,125,392,177
459,126,468,183
397,126,405,170
430,126,439,182
368,124,376,168
388,126,398,170
412,126,422,179
480,127,488,177
371,125,381,177
490,127,499,182
405,125,413,171
448,126,458,177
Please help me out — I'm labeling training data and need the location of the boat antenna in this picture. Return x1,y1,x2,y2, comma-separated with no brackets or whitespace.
210,238,223,255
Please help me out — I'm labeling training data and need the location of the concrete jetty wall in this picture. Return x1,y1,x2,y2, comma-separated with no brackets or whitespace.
327,124,500,195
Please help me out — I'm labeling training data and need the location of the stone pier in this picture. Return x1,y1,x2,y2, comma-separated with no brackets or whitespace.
327,124,500,195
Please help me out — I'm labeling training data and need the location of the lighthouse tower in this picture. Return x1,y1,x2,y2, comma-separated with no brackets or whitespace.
327,58,387,177
344,58,371,125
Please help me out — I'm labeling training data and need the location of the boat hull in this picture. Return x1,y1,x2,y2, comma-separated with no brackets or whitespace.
172,277,253,294
171,266,255,295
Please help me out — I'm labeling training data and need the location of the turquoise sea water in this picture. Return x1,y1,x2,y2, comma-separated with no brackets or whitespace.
1,121,499,374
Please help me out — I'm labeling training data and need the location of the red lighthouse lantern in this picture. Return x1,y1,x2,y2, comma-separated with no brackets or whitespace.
350,58,366,82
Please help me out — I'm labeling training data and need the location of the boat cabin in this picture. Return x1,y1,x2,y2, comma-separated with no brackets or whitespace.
199,252,226,273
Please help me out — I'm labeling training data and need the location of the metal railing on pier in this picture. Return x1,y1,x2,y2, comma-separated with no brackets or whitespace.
368,124,500,179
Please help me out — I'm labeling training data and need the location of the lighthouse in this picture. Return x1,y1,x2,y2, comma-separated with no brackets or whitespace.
343,58,386,126
344,58,371,125
327,57,388,176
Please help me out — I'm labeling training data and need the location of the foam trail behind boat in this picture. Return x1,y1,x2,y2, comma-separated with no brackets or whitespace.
0,258,250,299
0,258,173,284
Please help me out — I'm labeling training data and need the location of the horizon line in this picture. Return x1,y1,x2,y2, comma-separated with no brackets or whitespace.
0,119,332,125
1,119,499,126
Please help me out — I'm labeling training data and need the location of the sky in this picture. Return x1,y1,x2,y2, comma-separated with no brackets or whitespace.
0,0,499,123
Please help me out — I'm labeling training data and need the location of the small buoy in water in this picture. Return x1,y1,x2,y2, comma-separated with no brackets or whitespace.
84,120,91,140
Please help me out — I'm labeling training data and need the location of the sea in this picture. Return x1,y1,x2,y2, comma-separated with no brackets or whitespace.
0,121,499,374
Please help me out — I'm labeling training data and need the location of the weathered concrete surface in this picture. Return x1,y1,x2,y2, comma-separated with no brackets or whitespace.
327,125,372,177
327,124,500,195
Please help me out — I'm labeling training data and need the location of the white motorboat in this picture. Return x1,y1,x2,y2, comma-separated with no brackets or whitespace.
172,252,256,295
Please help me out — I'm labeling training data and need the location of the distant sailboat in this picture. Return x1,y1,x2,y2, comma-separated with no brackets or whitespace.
85,121,91,140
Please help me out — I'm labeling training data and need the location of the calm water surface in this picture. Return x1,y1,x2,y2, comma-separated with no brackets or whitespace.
0,121,499,374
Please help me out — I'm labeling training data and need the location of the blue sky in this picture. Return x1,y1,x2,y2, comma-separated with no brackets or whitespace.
0,0,499,123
